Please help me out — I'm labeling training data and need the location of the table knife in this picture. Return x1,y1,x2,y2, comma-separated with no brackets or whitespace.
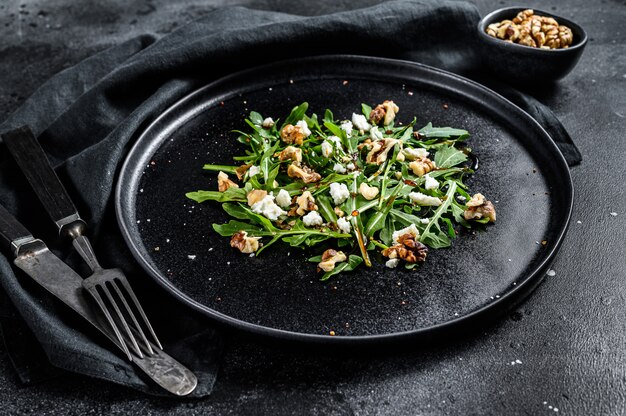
0,203,197,396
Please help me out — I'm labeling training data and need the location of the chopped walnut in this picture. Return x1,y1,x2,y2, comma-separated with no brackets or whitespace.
247,189,268,206
287,164,321,183
359,183,379,200
278,146,302,163
463,193,497,222
230,231,261,254
295,191,318,216
234,164,251,181
357,138,373,151
366,138,399,165
382,233,428,263
280,124,306,146
486,9,573,49
217,171,239,192
334,207,345,217
318,249,347,272
408,157,436,177
369,100,399,126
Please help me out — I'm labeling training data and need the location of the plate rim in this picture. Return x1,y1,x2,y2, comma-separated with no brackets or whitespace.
115,54,573,344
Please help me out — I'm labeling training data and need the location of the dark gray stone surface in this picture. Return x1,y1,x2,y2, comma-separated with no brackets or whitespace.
1,0,625,414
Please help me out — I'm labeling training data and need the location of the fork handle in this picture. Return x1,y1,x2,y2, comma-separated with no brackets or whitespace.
0,203,35,257
2,126,86,237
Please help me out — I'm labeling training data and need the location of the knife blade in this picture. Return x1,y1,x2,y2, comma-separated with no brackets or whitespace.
0,204,197,396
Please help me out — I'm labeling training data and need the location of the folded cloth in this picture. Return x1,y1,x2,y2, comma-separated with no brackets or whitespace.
0,0,582,397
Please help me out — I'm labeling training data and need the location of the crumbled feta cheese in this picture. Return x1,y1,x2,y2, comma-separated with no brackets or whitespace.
352,113,371,132
385,258,400,268
337,217,351,234
420,218,430,224
424,174,439,190
327,135,342,148
296,120,311,137
346,162,356,171
403,147,429,160
340,121,353,137
409,192,442,206
333,163,347,174
248,165,261,177
302,210,323,227
392,224,420,244
262,117,274,128
457,195,467,201
321,141,333,158
251,194,287,221
370,126,383,141
329,182,350,205
275,189,291,208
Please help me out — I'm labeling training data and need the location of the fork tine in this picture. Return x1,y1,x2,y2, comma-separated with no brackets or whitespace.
85,287,133,361
110,278,154,356
99,282,143,358
117,277,163,350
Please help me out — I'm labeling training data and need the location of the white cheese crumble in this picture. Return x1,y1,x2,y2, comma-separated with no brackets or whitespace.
296,120,311,137
352,113,371,132
337,217,351,234
329,182,350,205
346,162,356,171
340,121,353,137
424,174,439,190
262,117,274,128
370,126,383,141
248,165,261,177
403,147,429,160
321,141,333,158
250,194,287,221
333,163,347,174
409,192,442,206
275,189,291,208
420,218,430,224
392,224,420,244
327,135,342,149
385,258,400,268
302,210,323,226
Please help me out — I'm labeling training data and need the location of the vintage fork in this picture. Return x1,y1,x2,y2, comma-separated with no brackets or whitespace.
3,126,161,361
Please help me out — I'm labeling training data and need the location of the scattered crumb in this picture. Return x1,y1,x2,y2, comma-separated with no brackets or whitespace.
227,261,231,265
329,330,336,336
342,80,349,85
154,247,160,251
166,238,170,243
408,91,414,96
208,247,214,252
577,220,582,224
187,255,196,260
547,269,556,277
610,212,618,216
442,103,449,110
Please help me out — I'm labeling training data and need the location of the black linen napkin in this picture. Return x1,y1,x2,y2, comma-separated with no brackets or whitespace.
0,0,582,397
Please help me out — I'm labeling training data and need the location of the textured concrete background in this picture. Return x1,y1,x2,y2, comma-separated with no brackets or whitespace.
1,0,626,415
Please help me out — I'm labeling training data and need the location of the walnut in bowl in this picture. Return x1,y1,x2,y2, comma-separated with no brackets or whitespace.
477,7,587,84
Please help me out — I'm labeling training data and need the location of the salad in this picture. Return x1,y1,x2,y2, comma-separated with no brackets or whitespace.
187,100,496,280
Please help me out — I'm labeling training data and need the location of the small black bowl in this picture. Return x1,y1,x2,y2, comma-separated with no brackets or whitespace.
477,7,587,84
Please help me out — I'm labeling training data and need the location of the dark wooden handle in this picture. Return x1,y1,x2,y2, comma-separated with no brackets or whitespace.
0,203,32,256
2,126,79,230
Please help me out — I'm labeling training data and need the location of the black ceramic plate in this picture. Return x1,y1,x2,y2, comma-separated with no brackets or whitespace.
116,55,572,344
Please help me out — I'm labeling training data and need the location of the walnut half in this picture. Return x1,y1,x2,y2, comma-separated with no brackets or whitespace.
280,124,305,146
408,157,436,177
463,193,496,222
318,249,347,272
230,231,261,254
382,233,428,263
369,100,400,126
287,163,321,183
217,171,239,192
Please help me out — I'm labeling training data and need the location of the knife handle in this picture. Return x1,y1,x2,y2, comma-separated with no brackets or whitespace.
0,203,34,257
1,126,86,237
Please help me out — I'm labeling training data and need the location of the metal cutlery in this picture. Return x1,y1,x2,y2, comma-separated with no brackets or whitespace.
1,126,197,395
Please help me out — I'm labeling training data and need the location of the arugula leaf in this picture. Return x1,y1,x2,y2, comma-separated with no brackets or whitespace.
249,111,263,126
323,109,334,124
283,102,309,126
316,195,338,224
186,187,247,203
418,122,469,138
419,180,457,249
434,145,468,168
361,103,372,119
212,220,263,236
321,255,363,281
202,164,238,174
